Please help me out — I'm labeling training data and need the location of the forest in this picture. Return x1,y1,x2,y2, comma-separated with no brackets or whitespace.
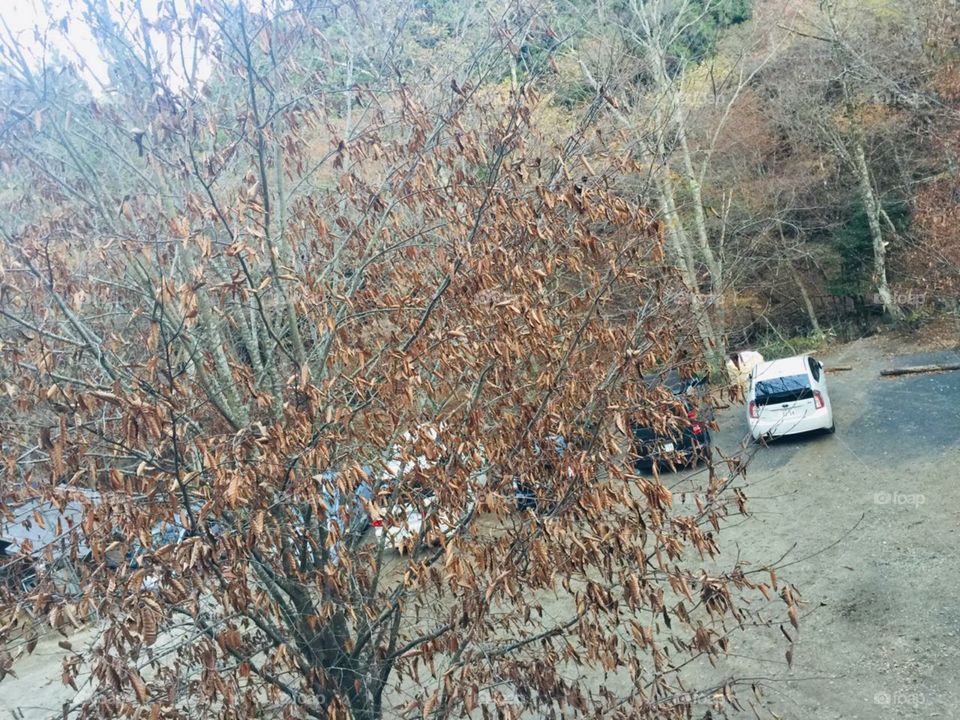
0,0,957,718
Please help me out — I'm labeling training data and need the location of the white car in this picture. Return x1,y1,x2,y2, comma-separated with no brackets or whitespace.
372,427,484,553
747,354,835,440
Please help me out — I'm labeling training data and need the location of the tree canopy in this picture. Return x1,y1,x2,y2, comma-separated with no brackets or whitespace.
0,0,957,717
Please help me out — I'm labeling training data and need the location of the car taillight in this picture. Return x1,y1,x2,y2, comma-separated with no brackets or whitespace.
814,391,824,409
372,519,383,528
691,423,703,434
687,410,696,420
748,401,758,419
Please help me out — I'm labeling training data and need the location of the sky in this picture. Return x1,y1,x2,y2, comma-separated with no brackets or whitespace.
2,0,111,87
1,0,213,92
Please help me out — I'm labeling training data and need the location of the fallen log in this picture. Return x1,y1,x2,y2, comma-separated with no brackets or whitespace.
827,366,853,372
880,362,960,377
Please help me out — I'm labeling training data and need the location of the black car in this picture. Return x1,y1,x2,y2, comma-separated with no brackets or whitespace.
514,434,571,513
632,377,713,473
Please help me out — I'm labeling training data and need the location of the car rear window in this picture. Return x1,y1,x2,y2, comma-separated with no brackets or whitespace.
755,374,813,406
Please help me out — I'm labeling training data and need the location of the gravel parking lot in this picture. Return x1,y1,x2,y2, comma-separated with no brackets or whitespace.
693,331,960,718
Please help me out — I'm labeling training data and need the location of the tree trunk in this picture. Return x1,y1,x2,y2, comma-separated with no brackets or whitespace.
644,25,725,358
673,78,723,292
824,0,902,320
654,171,698,285
880,363,960,376
653,173,721,357
853,139,901,318
779,222,822,335
644,35,723,298
793,265,822,336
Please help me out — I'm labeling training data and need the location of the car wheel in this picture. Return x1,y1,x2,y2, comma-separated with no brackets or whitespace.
827,421,836,434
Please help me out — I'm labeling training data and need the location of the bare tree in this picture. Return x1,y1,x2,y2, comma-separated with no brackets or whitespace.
0,2,796,718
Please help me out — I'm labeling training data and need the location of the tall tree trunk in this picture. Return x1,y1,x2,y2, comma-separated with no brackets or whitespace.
654,174,721,357
640,19,723,298
654,170,698,285
824,0,902,320
779,222,823,335
671,73,723,292
793,266,822,336
852,140,901,318
640,12,725,357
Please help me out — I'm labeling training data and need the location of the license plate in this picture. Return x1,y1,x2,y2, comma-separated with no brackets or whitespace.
782,409,802,418
662,442,675,453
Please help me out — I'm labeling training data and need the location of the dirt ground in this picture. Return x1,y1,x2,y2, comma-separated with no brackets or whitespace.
1,622,97,718
2,325,959,719
672,326,960,718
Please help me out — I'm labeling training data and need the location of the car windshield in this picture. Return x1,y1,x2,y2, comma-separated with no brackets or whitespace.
755,373,813,406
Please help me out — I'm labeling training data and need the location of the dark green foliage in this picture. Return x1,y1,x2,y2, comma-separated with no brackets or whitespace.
611,0,754,84
829,200,910,297
514,27,561,81
553,77,595,109
668,0,753,66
